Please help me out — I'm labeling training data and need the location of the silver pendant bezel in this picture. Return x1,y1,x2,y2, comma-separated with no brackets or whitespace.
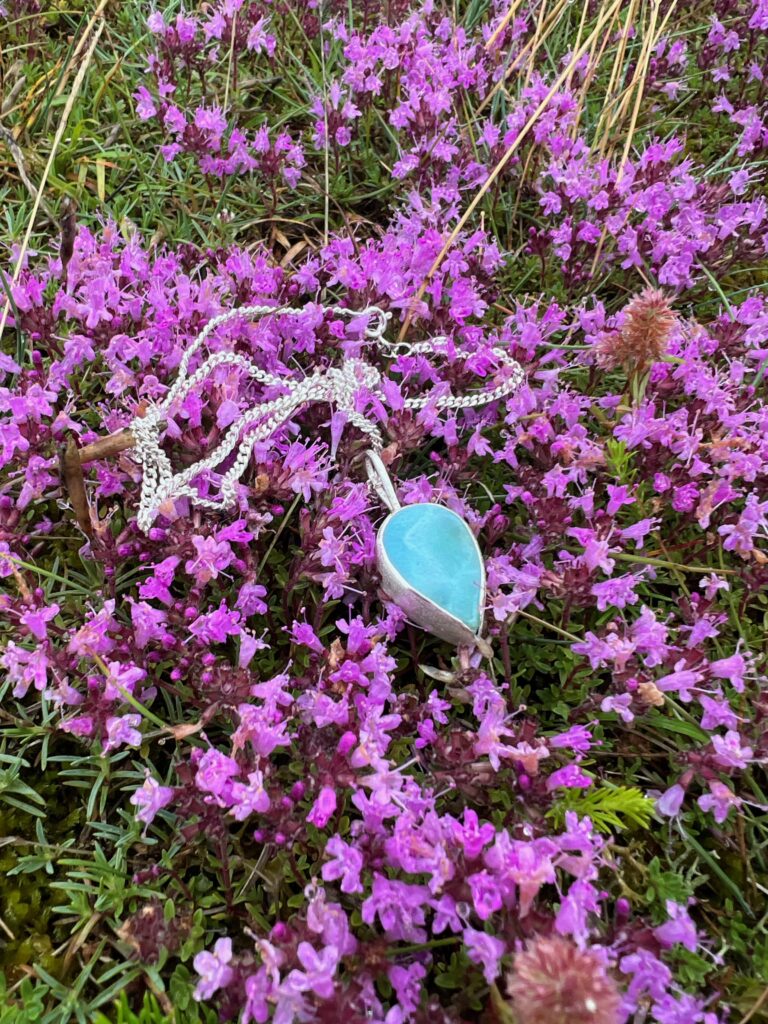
375,503,486,647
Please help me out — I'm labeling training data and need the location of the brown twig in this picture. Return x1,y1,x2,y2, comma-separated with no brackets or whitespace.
59,197,78,282
59,437,93,537
77,429,135,465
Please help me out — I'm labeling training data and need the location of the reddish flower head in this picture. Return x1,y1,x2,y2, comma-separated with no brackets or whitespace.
506,934,622,1024
595,288,677,371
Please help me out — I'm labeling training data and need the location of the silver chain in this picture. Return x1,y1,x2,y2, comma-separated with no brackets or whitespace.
131,304,524,532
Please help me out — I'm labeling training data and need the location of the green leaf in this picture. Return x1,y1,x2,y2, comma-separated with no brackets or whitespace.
547,781,655,834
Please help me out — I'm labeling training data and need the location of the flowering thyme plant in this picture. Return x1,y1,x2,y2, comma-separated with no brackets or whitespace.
1,1,767,1022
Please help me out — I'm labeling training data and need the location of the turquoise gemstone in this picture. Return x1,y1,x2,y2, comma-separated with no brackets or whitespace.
380,503,484,633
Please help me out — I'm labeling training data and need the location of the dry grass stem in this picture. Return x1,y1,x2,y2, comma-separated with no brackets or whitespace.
0,123,55,217
398,0,623,341
616,0,661,179
522,0,549,91
594,0,640,152
570,0,623,139
485,0,528,50
0,5,108,340
478,0,571,115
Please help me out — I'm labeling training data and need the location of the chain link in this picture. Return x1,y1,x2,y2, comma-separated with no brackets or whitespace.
131,303,524,532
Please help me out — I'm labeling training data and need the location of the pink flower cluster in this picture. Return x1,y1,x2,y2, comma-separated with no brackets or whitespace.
134,3,304,191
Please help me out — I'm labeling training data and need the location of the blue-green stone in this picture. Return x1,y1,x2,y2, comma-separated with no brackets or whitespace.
380,503,484,632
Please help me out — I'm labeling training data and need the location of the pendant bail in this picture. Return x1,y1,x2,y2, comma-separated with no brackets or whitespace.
365,450,401,513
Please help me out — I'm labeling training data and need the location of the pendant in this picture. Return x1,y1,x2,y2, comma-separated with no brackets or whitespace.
366,452,486,647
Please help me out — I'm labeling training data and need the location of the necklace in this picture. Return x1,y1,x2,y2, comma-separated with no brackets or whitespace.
130,304,524,648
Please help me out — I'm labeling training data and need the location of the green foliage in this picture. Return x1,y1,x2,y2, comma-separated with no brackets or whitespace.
92,993,174,1024
547,781,655,834
644,856,700,912
0,977,49,1023
0,750,47,819
603,438,637,486
433,948,487,1013
0,985,218,1024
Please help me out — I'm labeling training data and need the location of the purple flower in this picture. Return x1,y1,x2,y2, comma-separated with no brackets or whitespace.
282,441,329,501
281,942,339,1000
606,483,634,514
102,661,147,702
194,105,227,139
103,714,142,752
468,870,503,920
656,784,685,818
709,653,747,692
307,786,337,829
473,705,516,770
620,948,672,1006
20,603,59,641
146,11,165,33
601,693,635,723
483,832,556,917
134,86,157,120
242,970,270,1024
129,600,169,649
711,730,753,769
699,695,741,731
620,517,658,549
546,765,593,791
289,620,325,653
185,535,234,584
555,879,602,942
388,963,426,1019
138,555,180,605
448,808,496,860
193,938,234,1000
549,724,594,753
463,927,505,983
236,582,268,617
59,716,94,738
591,573,641,611
322,835,364,894
306,889,357,955
698,781,741,823
130,773,175,826
2,643,49,698
230,770,271,821
580,535,616,574
68,601,117,656
195,749,240,803
234,704,290,757
361,876,429,942
654,900,698,952
384,809,454,893
188,603,242,644
656,661,703,702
